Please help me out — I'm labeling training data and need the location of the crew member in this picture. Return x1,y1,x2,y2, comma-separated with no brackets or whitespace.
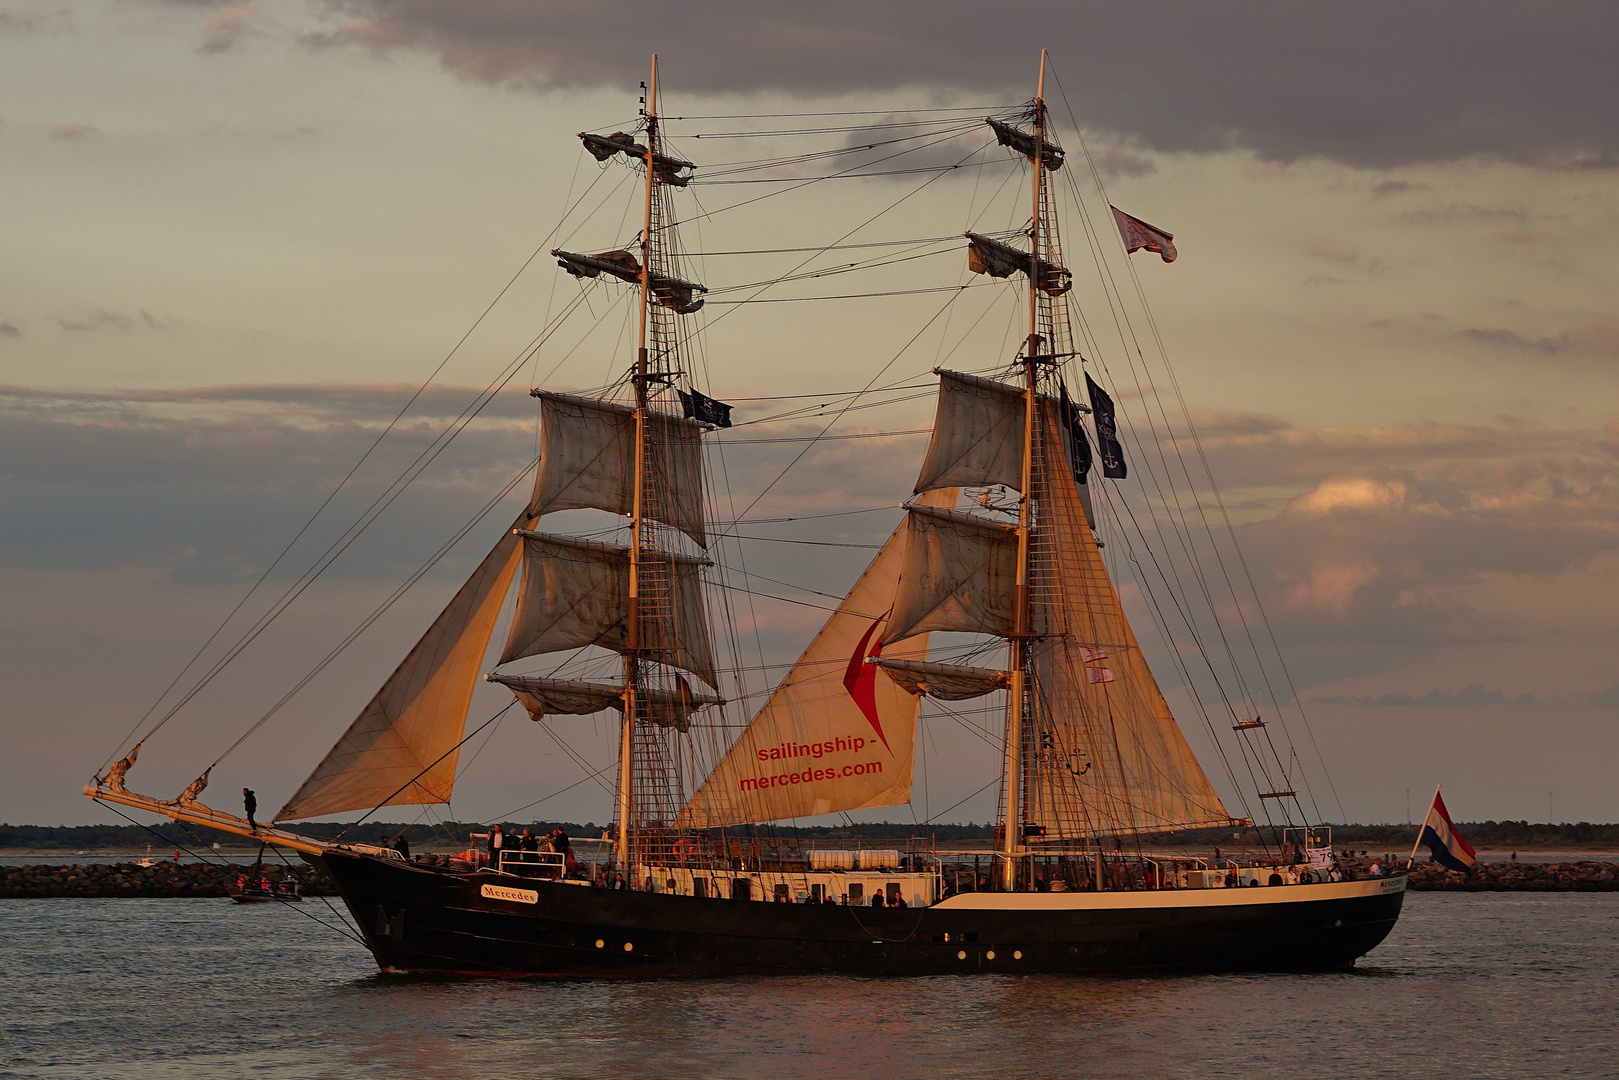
243,788,258,830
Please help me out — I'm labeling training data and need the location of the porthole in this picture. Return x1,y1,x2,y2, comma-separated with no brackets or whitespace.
957,950,967,960
594,939,604,948
986,950,996,960
1013,950,1023,960
624,942,634,952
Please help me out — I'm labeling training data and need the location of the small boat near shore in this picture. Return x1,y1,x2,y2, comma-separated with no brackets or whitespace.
229,873,303,904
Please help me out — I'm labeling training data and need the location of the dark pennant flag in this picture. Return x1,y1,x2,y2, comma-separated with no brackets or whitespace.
678,388,734,428
1058,380,1092,485
1084,372,1127,479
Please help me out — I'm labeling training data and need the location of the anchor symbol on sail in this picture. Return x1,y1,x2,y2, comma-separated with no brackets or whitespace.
843,616,892,753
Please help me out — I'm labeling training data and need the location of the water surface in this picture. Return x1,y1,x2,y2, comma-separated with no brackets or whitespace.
2,892,1613,1078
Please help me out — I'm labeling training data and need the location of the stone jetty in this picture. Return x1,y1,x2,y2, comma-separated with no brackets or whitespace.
0,860,337,898
1405,860,1619,891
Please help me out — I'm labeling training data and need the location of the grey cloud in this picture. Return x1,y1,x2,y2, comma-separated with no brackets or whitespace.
0,320,19,337
0,381,542,422
1463,324,1619,360
1370,180,1421,198
1314,685,1513,707
56,311,135,332
1173,416,1619,686
1590,683,1619,708
318,1,1619,170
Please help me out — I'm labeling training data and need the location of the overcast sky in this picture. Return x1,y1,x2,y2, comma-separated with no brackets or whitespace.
4,1,1617,830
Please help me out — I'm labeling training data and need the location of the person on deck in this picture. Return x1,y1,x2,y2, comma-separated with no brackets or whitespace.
870,891,886,908
550,828,575,873
243,788,257,830
1267,868,1284,886
393,833,410,859
488,824,503,867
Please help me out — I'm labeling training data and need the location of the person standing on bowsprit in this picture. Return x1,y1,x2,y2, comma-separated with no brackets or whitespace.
243,788,258,830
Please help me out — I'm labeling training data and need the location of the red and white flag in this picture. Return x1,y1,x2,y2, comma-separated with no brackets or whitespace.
1111,205,1177,263
1087,666,1116,685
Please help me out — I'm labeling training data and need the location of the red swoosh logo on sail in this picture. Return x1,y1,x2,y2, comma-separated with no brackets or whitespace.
844,616,891,753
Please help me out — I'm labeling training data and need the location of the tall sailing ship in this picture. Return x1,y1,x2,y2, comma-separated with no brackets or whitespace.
87,54,1406,975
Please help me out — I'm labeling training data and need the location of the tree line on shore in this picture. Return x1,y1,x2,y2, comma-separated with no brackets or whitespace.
6,819,1619,850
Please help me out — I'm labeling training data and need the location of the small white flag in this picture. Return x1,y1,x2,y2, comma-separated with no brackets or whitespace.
1087,666,1116,685
1111,205,1177,263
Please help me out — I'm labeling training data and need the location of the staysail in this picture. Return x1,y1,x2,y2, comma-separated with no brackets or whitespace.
679,489,958,827
275,511,530,821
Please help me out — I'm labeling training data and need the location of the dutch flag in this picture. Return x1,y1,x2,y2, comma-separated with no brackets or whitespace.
1411,789,1477,873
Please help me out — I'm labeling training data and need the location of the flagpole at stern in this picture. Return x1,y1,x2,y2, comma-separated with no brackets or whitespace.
1407,783,1442,868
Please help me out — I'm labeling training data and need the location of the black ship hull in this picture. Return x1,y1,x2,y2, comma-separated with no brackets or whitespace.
316,851,1407,977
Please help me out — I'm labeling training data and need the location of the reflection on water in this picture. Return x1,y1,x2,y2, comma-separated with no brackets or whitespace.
2,893,1614,1079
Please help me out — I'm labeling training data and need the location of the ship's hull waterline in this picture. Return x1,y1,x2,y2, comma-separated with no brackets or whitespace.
317,851,1407,977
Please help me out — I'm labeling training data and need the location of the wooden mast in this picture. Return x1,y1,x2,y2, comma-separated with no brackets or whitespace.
618,53,659,873
1000,49,1047,892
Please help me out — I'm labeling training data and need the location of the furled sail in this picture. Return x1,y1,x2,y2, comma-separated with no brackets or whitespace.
275,512,529,821
487,673,722,731
500,531,717,687
679,489,958,827
530,392,706,545
986,117,1065,170
1024,400,1235,836
965,232,1072,296
914,370,1026,494
578,130,695,187
880,505,1018,646
869,657,1010,701
553,248,707,313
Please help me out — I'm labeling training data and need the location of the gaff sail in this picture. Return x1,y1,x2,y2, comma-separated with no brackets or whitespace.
1023,399,1235,836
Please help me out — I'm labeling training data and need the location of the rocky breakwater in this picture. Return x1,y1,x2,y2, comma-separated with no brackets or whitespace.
0,861,337,898
1407,860,1619,891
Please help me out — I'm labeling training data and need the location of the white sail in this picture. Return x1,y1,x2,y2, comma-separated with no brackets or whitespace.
1025,400,1235,836
275,512,529,822
869,657,1010,701
500,531,717,687
880,505,1018,646
530,392,707,545
913,370,1026,494
678,489,958,827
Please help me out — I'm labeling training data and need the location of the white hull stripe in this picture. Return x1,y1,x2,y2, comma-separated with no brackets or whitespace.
934,877,1405,911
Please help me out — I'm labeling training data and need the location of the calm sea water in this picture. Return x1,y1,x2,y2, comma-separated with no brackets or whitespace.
2,893,1614,1079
